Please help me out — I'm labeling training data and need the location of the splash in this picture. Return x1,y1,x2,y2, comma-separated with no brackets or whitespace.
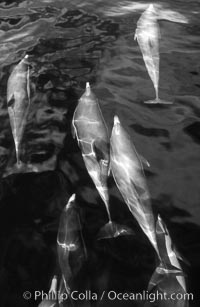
104,1,188,24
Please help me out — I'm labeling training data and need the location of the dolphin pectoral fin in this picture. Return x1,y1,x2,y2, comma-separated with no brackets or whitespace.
140,155,150,167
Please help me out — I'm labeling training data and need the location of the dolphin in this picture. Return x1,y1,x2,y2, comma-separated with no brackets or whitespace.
57,194,87,304
134,4,173,104
72,82,133,239
7,54,31,168
110,115,160,256
38,275,58,307
149,215,187,291
146,215,188,307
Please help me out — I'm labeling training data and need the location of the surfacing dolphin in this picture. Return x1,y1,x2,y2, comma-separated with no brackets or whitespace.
7,55,30,168
148,215,187,290
110,115,160,256
57,194,87,306
72,82,133,239
134,4,173,104
145,215,189,307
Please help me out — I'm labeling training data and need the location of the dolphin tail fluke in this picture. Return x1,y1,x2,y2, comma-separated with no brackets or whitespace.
146,262,189,307
97,221,134,240
147,263,166,292
144,98,173,105
15,161,39,173
147,262,187,292
3,161,39,177
3,160,26,177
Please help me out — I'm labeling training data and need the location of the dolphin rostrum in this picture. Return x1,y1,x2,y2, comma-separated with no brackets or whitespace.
134,4,173,104
7,54,31,168
72,83,132,239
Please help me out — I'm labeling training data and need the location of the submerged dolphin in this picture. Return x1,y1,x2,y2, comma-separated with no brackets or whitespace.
38,275,58,307
146,215,188,307
151,215,186,291
72,82,132,239
7,54,30,167
57,194,87,304
110,115,160,256
134,4,173,104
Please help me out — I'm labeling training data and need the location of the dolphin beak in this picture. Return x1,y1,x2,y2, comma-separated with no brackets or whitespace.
113,115,120,135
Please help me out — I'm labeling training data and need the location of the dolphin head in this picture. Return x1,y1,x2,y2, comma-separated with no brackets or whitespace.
79,81,96,104
66,193,76,210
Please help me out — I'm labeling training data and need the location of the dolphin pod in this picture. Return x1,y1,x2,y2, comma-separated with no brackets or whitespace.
72,82,133,239
134,4,173,104
57,194,87,305
3,11,189,305
7,54,31,168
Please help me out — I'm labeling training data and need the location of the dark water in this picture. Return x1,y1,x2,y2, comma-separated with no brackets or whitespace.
0,0,200,306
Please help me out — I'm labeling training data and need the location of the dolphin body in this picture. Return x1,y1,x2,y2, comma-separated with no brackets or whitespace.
72,83,132,239
110,115,160,256
57,194,87,305
7,54,30,168
145,215,188,307
134,4,173,104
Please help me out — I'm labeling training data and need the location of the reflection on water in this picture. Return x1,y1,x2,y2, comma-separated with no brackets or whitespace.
0,0,200,306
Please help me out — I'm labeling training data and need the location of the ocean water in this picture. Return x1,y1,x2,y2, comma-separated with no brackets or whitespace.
0,0,200,306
